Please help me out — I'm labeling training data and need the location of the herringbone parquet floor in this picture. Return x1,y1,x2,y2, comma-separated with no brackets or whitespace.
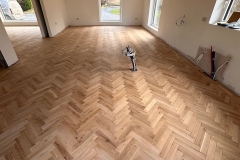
1,26,240,160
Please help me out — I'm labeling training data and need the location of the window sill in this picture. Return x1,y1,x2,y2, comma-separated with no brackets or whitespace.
148,25,158,31
3,21,38,26
211,22,240,31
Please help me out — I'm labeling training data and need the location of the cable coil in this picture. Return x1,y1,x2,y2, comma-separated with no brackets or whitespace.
176,15,185,26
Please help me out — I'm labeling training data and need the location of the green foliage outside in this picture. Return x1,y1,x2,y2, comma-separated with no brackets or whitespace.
17,0,32,11
157,10,161,20
110,9,120,15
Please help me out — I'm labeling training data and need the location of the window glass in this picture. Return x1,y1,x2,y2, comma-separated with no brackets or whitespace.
100,0,121,22
223,0,240,21
151,0,163,28
0,0,37,21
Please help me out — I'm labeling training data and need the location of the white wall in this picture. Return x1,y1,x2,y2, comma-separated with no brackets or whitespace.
40,0,69,37
142,0,240,95
65,0,143,26
0,19,18,66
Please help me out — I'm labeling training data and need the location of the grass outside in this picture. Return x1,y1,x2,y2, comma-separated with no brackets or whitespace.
23,8,35,14
110,8,120,15
157,10,161,20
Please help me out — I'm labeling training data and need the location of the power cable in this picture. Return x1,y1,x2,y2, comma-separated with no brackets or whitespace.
176,15,185,26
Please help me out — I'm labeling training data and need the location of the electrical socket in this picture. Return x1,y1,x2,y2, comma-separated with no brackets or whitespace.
202,17,207,22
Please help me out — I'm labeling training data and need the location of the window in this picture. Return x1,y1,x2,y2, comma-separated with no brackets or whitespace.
99,0,121,22
0,0,37,22
149,0,163,29
222,0,240,21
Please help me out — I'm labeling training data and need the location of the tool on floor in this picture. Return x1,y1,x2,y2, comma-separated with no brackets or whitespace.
210,46,215,79
196,46,230,81
122,46,137,71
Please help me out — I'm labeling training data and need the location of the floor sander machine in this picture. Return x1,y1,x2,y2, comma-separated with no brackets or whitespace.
122,46,137,71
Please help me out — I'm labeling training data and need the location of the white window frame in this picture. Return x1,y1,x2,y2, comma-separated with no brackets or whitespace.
99,0,122,22
148,0,163,30
222,0,235,21
151,0,158,27
0,8,4,21
0,0,38,26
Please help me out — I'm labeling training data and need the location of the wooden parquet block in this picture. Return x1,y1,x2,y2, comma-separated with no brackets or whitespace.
0,26,240,159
